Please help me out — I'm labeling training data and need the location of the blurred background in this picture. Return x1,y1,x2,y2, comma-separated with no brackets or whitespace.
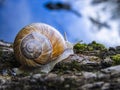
0,0,120,47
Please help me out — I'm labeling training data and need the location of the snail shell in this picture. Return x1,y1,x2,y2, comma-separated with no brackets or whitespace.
13,23,73,73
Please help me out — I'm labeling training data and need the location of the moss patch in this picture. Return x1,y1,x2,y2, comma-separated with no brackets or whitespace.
88,41,106,51
111,54,120,65
73,41,107,54
52,61,81,74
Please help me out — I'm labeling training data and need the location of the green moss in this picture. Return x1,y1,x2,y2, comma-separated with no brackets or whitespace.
73,41,106,54
111,54,120,65
70,60,81,71
87,46,94,51
88,41,106,51
73,43,87,53
74,43,87,50
53,61,81,74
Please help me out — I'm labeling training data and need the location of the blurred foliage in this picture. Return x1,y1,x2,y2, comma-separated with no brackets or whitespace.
111,54,120,65
73,41,106,53
91,0,108,5
45,2,71,10
89,17,110,30
45,2,81,17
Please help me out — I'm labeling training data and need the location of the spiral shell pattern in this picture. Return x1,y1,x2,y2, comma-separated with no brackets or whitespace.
13,23,66,67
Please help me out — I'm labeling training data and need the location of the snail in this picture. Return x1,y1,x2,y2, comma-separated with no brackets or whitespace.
13,23,73,73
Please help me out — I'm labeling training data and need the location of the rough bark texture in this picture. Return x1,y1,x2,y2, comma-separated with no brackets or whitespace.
0,40,120,90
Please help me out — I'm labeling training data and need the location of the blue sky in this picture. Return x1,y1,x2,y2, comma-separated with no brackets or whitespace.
0,0,88,43
0,0,120,47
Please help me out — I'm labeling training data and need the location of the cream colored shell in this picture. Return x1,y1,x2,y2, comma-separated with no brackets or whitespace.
13,23,67,67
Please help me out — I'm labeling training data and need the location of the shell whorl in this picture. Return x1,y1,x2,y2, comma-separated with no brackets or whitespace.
13,23,66,67
20,32,52,60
